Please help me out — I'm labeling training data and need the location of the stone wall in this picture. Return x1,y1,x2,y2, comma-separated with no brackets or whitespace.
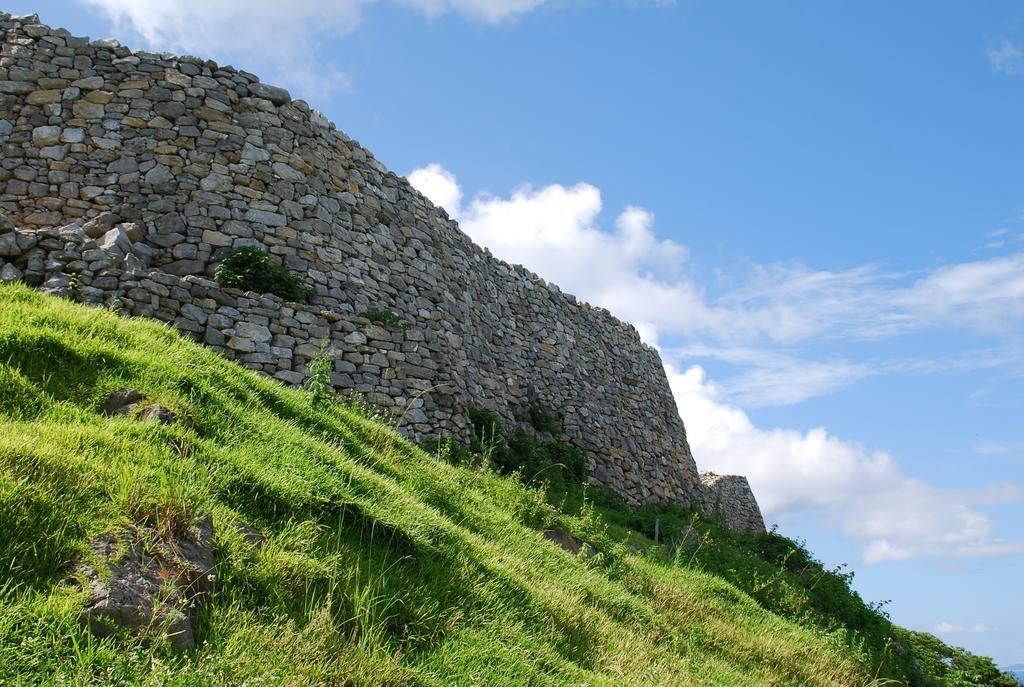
699,474,766,534
0,11,763,525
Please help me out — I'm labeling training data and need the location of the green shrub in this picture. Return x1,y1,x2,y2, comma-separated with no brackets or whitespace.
463,406,586,494
524,404,560,436
305,343,335,408
215,246,311,302
895,629,1019,687
468,407,503,447
419,436,477,468
361,308,409,329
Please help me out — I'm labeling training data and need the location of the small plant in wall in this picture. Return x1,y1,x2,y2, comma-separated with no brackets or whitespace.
360,307,410,330
214,246,312,302
66,272,81,302
305,342,336,409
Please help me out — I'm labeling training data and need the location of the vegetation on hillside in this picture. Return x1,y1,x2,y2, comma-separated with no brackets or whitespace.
429,398,1018,687
0,283,1014,686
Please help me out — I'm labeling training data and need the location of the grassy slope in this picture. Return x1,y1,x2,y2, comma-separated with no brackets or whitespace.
0,283,997,686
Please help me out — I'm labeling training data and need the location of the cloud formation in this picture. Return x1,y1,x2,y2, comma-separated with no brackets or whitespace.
79,0,364,97
404,0,550,23
934,622,989,635
409,162,1024,564
988,39,1024,76
77,0,661,96
668,365,1024,564
668,346,873,408
410,163,1024,349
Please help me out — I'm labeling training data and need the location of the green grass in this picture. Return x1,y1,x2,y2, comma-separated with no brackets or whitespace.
0,283,1011,686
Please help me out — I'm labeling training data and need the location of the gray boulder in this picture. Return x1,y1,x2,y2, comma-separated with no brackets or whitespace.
542,529,597,559
0,233,20,258
143,165,175,189
77,517,215,652
101,388,145,416
101,390,177,425
138,404,176,425
82,213,119,239
99,226,135,258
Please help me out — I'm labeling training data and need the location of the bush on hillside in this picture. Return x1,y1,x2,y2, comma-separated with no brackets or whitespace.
465,406,587,494
415,402,1014,687
895,630,1020,687
0,282,1013,686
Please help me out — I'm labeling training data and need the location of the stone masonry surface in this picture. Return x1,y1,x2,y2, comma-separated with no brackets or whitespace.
0,11,764,528
699,474,766,534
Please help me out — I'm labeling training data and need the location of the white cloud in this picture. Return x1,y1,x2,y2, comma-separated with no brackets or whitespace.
911,253,1024,333
402,0,549,23
76,0,661,96
669,346,872,407
411,162,1024,350
668,364,1024,564
953,482,1024,504
665,346,1024,409
988,39,1024,75
972,441,1024,457
79,0,363,97
723,359,869,407
712,254,1024,343
409,163,1024,564
408,164,463,219
934,622,989,634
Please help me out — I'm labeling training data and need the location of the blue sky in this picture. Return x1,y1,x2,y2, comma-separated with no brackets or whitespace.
9,0,1024,665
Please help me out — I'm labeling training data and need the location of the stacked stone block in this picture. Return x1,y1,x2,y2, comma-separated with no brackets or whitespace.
699,474,766,534
0,12,764,527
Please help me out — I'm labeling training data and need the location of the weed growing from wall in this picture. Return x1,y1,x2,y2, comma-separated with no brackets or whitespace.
360,308,409,330
305,343,336,408
215,246,312,302
524,404,561,436
459,407,586,494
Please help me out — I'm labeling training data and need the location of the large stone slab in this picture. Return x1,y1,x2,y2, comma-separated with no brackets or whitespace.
77,518,215,652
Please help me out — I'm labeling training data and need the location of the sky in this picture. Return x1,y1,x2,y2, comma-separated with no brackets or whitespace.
7,0,1023,665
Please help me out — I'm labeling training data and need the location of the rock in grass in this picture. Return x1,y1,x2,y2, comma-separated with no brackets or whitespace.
101,390,177,425
542,529,597,559
233,520,266,549
77,517,215,652
138,403,176,425
101,388,145,416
